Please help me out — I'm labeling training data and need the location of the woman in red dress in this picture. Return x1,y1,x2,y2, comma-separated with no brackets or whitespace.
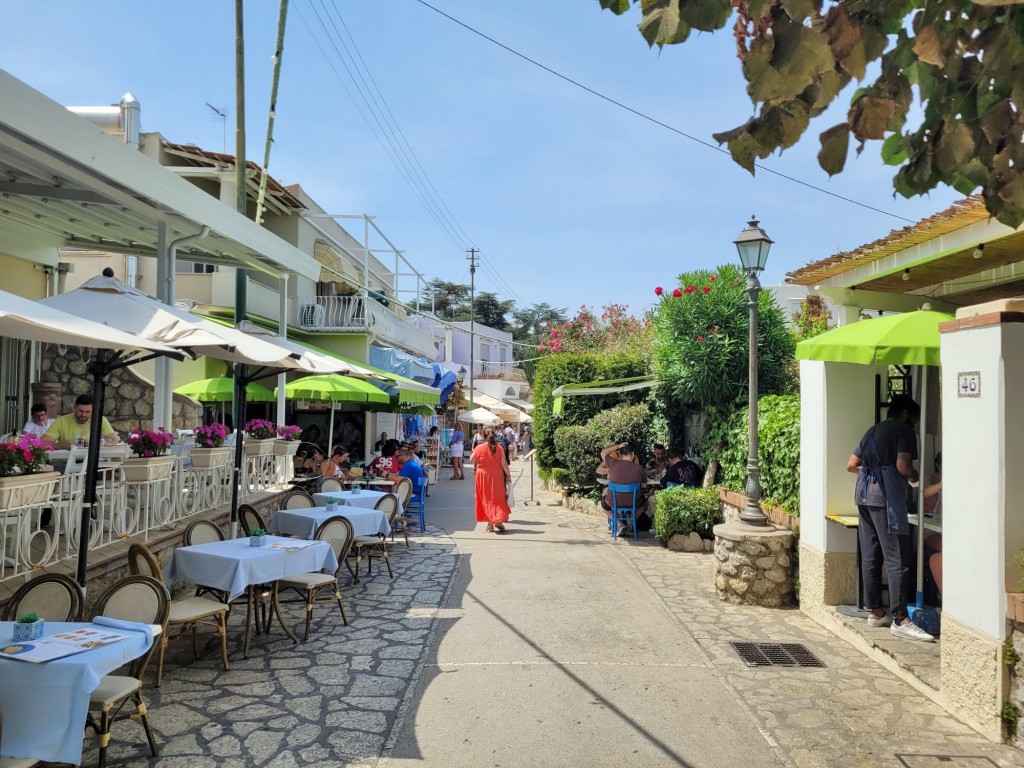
472,427,511,533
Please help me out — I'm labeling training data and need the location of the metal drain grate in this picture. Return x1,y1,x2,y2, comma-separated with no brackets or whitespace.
896,756,998,768
730,642,825,668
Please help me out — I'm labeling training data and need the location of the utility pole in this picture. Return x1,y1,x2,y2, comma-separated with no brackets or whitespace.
234,0,248,325
467,248,478,411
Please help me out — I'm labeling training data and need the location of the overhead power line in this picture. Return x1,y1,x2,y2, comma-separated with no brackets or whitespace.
411,0,918,226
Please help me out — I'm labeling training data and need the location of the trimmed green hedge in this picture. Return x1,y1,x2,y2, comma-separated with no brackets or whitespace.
533,352,651,472
653,486,722,542
552,425,604,488
551,402,655,488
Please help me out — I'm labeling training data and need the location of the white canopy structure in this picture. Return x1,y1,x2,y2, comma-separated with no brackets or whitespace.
0,288,185,359
458,407,503,425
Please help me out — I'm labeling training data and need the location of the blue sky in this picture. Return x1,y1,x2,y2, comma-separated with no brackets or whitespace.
1,1,960,318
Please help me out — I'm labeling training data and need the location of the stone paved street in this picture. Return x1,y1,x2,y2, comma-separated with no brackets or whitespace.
60,462,1024,767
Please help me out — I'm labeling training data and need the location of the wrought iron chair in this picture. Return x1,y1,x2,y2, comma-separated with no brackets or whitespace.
348,496,395,583
282,489,315,509
319,477,343,493
127,543,229,687
278,516,354,640
87,575,170,768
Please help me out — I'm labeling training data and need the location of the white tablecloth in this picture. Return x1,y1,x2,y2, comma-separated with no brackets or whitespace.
0,620,153,764
270,506,391,539
313,489,389,509
166,537,339,601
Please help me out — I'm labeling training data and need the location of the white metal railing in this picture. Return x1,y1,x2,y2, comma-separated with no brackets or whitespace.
297,293,438,359
0,448,297,582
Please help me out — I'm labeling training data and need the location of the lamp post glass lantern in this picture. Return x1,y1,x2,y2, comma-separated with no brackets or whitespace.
733,216,773,526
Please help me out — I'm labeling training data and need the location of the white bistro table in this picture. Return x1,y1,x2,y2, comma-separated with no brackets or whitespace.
166,536,337,656
313,489,389,509
270,506,391,540
0,620,153,765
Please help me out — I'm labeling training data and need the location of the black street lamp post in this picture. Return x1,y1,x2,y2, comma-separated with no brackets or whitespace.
733,216,774,527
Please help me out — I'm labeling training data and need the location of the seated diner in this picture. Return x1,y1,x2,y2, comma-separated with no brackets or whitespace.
41,394,120,449
599,441,650,536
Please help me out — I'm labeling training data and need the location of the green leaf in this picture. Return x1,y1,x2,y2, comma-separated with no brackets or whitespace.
818,122,850,177
725,132,760,175
781,0,818,22
638,0,691,47
680,0,732,32
598,0,632,12
981,98,1015,145
935,120,975,175
880,133,908,166
751,100,811,151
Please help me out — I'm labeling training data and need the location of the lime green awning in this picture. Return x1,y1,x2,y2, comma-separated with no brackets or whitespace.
279,374,391,404
551,376,657,414
174,376,276,403
795,310,952,367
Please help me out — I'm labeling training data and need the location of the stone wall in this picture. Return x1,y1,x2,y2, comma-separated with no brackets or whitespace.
1006,597,1024,747
939,613,1005,742
38,343,201,434
713,522,795,608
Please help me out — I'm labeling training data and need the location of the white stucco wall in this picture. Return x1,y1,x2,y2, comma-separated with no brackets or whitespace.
799,360,878,554
941,322,1024,640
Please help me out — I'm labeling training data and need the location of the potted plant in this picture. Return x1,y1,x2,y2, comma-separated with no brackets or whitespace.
244,419,277,458
249,526,267,548
190,423,232,469
13,612,44,642
274,424,302,457
0,434,60,508
121,427,177,482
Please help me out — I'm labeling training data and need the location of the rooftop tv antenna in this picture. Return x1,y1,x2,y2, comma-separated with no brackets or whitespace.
206,102,227,152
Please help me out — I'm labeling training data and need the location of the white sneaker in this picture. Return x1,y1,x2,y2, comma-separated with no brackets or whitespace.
891,619,935,642
867,613,893,628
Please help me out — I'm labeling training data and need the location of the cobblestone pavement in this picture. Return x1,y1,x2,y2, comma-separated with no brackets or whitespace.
73,523,461,768
545,491,1023,768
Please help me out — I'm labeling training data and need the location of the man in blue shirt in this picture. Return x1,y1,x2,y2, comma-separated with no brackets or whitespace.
391,448,426,501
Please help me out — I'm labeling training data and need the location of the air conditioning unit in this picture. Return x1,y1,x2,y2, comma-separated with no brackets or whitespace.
298,303,326,329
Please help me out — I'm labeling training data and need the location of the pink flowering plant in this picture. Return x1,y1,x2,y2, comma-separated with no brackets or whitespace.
536,303,652,359
125,428,174,458
276,424,302,441
245,419,277,440
0,434,50,476
193,422,228,448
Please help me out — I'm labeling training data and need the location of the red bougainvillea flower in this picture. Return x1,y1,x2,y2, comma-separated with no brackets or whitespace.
654,286,664,296
710,275,717,282
702,286,711,294
696,336,704,342
671,288,683,298
683,286,696,294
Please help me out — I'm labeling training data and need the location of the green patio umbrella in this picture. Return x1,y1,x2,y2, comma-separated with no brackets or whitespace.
175,376,277,402
795,310,952,366
280,374,390,454
796,309,952,631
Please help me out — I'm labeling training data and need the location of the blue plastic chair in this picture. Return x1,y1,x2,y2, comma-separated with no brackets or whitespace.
406,476,427,533
664,482,679,488
608,482,641,541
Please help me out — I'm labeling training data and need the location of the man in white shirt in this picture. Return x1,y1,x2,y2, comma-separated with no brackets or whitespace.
22,403,53,438
503,424,518,461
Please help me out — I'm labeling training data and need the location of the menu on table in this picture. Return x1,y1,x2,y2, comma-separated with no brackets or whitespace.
0,626,131,663
268,540,316,552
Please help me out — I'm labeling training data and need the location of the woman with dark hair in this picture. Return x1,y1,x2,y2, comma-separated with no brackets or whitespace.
472,427,511,533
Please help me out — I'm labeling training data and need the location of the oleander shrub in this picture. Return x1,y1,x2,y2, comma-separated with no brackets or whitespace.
653,486,722,542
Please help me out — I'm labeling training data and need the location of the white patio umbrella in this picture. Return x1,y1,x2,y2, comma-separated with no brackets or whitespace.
458,407,503,425
237,321,378,377
0,287,188,586
42,275,327,539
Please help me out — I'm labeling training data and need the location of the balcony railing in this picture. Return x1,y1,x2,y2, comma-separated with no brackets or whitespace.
0,445,293,582
297,293,438,360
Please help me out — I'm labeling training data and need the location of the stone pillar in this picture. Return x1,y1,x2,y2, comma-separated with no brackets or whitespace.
30,381,63,418
713,522,794,607
937,300,1024,741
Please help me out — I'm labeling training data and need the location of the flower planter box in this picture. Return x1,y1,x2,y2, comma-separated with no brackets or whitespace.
120,455,178,483
250,534,267,548
273,440,300,457
0,471,60,508
13,618,44,642
243,439,276,458
189,447,233,469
